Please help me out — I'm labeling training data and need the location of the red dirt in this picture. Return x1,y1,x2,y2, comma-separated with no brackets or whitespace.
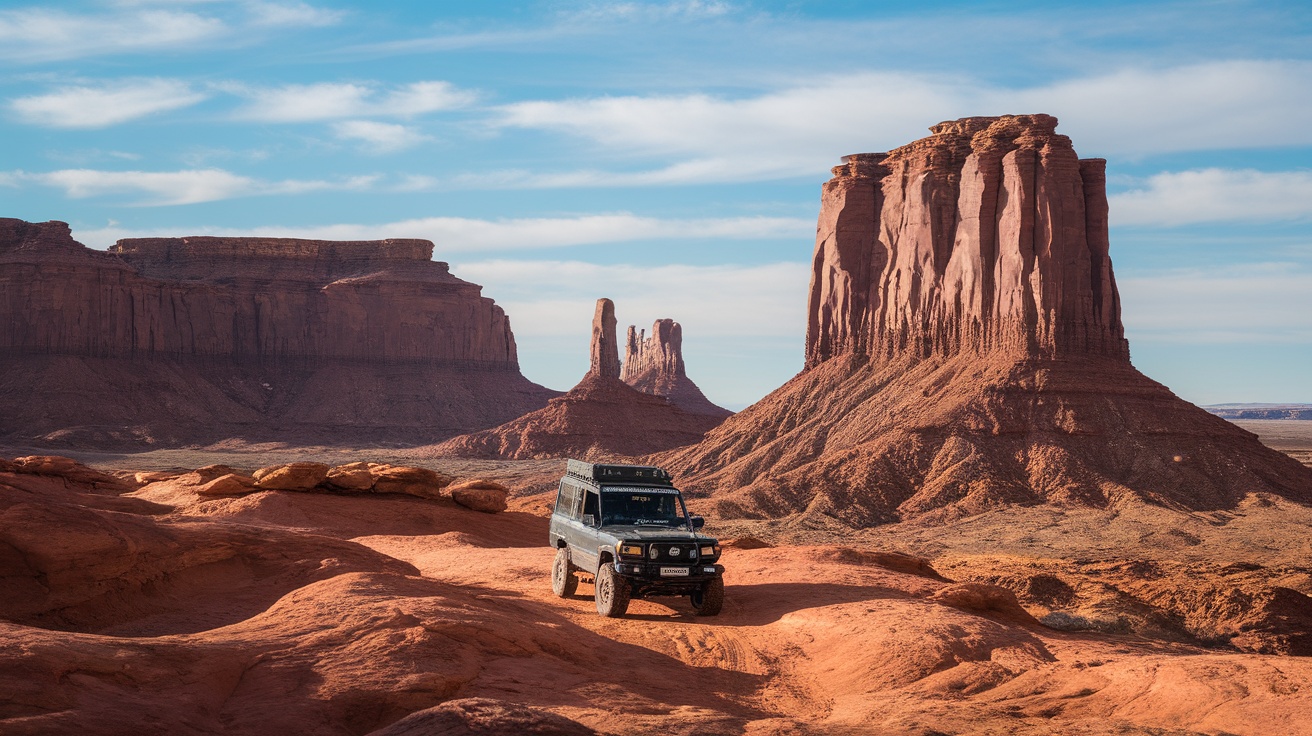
4,460,1312,735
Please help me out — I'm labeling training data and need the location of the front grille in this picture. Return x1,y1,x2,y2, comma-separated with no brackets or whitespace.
650,543,699,562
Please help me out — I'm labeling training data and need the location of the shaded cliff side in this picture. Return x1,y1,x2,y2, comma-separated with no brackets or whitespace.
0,220,557,448
658,115,1312,525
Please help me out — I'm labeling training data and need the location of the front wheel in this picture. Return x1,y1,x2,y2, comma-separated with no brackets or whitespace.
691,577,724,616
594,562,631,618
552,547,577,597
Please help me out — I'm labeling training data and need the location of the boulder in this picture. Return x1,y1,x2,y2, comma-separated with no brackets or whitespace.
370,465,453,499
447,479,509,514
12,455,127,489
195,464,237,483
253,462,331,491
196,473,257,497
326,462,375,492
133,470,179,485
367,697,595,736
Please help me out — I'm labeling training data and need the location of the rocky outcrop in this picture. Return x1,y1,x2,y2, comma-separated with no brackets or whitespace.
806,114,1126,368
431,299,722,459
659,115,1312,525
622,319,731,418
0,220,558,448
589,299,621,379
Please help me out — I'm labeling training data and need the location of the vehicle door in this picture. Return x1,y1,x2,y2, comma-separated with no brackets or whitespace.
568,486,602,574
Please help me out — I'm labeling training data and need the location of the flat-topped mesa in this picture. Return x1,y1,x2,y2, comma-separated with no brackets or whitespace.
111,236,446,283
806,113,1128,370
589,298,622,379
623,319,731,418
1,223,519,369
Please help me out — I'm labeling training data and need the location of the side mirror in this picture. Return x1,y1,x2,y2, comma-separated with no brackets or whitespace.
583,514,596,527
690,515,705,529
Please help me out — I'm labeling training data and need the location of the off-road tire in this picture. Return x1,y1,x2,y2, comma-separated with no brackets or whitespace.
594,562,631,617
552,547,578,597
691,577,724,616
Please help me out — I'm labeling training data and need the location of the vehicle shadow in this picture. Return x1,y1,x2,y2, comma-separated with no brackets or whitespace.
568,581,914,627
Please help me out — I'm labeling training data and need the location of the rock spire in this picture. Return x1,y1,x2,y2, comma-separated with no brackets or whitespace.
589,298,621,379
622,319,730,418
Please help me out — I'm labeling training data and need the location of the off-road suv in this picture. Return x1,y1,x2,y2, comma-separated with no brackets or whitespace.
548,459,724,618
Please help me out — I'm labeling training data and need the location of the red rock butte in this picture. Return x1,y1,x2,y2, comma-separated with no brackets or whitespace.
659,114,1312,525
0,220,556,447
622,319,731,418
432,299,725,459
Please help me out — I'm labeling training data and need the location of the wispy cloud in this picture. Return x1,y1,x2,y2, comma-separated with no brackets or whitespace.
0,6,225,62
14,168,377,206
72,213,811,249
494,61,1312,185
1121,263,1312,343
9,79,207,129
566,1,736,22
227,80,475,122
332,120,431,153
245,1,345,28
455,258,805,338
1110,169,1312,227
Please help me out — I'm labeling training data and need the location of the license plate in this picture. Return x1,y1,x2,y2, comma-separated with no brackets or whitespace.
659,566,690,576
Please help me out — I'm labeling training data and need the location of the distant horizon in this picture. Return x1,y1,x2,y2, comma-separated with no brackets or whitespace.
4,1,1310,408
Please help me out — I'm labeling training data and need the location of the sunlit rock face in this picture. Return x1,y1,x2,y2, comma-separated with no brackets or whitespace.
0,221,555,448
806,113,1127,369
622,319,731,418
660,115,1312,526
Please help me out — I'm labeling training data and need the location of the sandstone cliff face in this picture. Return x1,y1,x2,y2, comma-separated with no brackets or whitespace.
433,299,722,460
659,115,1312,525
0,220,555,447
807,114,1126,368
622,319,730,418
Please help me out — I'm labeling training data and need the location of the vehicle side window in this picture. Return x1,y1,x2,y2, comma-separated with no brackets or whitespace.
582,489,599,524
557,482,578,519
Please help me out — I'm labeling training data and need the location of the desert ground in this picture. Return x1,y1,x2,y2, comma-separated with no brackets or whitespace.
3,419,1311,735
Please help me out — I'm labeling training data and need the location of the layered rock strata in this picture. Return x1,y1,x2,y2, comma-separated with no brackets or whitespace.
659,115,1312,524
433,299,723,459
0,220,556,447
622,319,731,417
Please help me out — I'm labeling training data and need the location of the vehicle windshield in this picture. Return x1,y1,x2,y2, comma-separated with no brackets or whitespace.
600,488,688,528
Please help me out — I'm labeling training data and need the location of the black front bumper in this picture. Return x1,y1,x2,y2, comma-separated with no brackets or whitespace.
613,561,723,587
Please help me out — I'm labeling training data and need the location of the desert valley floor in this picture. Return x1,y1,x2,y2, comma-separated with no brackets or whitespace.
2,420,1310,736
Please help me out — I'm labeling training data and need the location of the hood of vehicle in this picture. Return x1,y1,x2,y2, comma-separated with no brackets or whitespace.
605,526,712,543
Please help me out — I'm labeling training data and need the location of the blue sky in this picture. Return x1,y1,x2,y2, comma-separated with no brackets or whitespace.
2,0,1310,408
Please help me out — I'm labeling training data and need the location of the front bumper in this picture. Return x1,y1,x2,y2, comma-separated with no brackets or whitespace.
613,561,723,581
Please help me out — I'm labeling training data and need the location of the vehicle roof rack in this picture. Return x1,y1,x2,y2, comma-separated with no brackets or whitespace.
566,459,674,486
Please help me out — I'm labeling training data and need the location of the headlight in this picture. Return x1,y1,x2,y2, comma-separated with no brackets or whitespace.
617,543,643,557
649,546,660,559
700,545,717,556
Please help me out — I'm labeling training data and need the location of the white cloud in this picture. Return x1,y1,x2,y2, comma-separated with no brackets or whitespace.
244,1,344,28
15,168,377,206
1110,169,1312,227
332,120,431,153
1120,263,1312,343
228,81,475,122
73,212,812,250
9,79,207,129
568,1,735,22
0,7,225,62
455,259,806,338
494,61,1312,185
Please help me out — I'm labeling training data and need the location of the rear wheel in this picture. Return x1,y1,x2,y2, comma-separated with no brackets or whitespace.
552,547,577,597
595,562,630,617
691,577,724,616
